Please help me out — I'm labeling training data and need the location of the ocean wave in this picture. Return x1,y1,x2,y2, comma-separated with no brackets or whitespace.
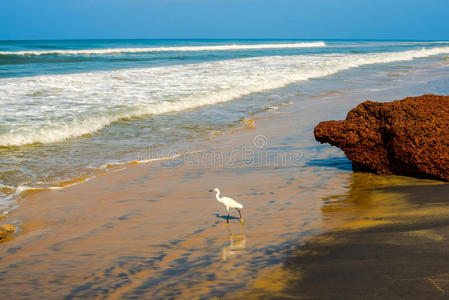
0,42,327,56
1,46,449,146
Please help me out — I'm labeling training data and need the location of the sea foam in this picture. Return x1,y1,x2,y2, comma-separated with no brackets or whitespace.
1,46,449,146
0,42,326,56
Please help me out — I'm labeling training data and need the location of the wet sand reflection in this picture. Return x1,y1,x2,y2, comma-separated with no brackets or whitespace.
223,223,246,261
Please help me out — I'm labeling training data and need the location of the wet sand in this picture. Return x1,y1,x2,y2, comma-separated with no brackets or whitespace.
1,68,449,298
241,177,449,299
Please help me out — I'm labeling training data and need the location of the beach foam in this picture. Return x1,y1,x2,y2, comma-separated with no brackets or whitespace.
1,46,449,146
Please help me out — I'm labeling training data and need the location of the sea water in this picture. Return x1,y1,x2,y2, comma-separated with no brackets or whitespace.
1,39,449,212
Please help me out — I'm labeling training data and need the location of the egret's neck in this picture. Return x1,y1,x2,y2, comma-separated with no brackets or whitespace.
215,190,221,202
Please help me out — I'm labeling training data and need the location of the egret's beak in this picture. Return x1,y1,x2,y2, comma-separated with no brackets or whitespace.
209,189,213,192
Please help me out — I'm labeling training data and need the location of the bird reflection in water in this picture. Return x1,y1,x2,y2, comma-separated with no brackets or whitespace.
222,223,246,261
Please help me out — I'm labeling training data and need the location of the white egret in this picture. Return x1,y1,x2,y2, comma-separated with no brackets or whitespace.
209,188,243,223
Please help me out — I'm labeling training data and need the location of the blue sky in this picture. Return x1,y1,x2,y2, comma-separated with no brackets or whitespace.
1,0,449,40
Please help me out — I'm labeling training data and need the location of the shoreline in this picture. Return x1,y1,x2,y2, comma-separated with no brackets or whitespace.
2,42,449,214
0,97,335,298
1,66,449,298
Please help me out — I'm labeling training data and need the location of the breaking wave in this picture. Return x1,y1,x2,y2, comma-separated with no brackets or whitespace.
1,46,449,147
0,42,327,56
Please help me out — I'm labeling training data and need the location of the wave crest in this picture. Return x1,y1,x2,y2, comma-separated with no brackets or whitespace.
0,42,327,56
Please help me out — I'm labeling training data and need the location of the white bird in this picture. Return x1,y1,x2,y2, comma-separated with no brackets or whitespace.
209,188,244,224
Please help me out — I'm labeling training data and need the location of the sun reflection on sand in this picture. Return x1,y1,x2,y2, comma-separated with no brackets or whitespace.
234,172,445,299
320,172,443,230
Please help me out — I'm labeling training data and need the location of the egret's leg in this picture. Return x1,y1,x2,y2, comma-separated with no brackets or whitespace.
236,208,242,219
236,208,244,225
226,208,230,223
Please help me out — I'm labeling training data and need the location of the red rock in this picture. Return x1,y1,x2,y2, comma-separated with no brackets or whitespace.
314,94,449,181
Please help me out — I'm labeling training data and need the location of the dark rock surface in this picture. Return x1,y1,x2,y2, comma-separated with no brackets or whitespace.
314,94,449,181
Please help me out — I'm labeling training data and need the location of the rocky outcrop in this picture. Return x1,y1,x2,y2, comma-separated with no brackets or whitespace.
0,224,15,241
314,94,449,181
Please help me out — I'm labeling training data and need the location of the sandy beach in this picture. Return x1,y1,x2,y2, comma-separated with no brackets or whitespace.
1,45,449,299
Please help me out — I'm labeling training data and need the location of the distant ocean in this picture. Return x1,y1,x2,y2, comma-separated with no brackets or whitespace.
1,39,449,212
